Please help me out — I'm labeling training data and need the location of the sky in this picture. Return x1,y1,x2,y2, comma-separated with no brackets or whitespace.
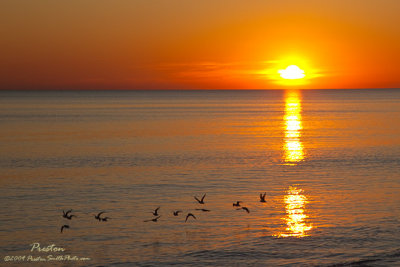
1,0,399,90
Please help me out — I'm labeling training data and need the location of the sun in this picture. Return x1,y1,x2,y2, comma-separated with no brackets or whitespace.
257,56,319,87
278,65,305,80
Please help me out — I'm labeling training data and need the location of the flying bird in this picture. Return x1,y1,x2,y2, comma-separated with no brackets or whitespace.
194,194,206,204
233,201,242,207
60,225,69,233
62,210,77,220
95,211,106,221
173,210,182,216
237,207,250,213
195,209,210,212
144,216,161,222
152,207,160,216
185,213,196,222
260,192,267,203
62,210,72,218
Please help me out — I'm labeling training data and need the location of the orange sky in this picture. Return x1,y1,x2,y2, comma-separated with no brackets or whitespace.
1,0,399,90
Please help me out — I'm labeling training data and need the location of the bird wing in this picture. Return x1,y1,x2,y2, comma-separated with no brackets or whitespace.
61,225,69,233
66,209,72,215
243,207,250,213
97,211,105,217
185,214,195,222
201,194,206,202
194,196,201,203
155,207,160,212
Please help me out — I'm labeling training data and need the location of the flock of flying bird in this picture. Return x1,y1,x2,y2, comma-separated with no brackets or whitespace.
60,192,268,233
60,210,111,233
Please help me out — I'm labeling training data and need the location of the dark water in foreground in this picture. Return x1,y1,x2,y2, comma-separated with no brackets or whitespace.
0,89,400,266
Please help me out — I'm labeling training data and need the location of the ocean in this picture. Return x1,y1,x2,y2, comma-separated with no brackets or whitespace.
1,89,399,266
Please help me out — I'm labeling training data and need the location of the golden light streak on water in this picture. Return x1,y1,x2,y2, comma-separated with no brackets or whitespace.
276,186,313,238
283,90,304,164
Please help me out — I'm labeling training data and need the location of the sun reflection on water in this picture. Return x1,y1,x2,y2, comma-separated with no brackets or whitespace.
277,186,312,238
283,90,304,164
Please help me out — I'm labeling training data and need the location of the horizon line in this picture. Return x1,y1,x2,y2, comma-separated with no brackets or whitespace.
0,88,399,92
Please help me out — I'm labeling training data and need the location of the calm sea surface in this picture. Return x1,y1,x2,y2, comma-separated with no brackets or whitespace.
1,89,400,266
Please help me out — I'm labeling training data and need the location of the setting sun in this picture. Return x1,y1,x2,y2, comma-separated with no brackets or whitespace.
278,65,306,80
257,55,319,87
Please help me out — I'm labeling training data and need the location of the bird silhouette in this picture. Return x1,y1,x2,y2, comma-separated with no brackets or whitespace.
233,201,242,207
62,210,72,219
195,209,210,212
237,207,250,213
194,194,206,204
260,192,267,202
173,210,182,216
144,216,161,222
60,225,69,233
95,211,106,221
62,210,77,220
152,207,160,216
185,213,196,222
